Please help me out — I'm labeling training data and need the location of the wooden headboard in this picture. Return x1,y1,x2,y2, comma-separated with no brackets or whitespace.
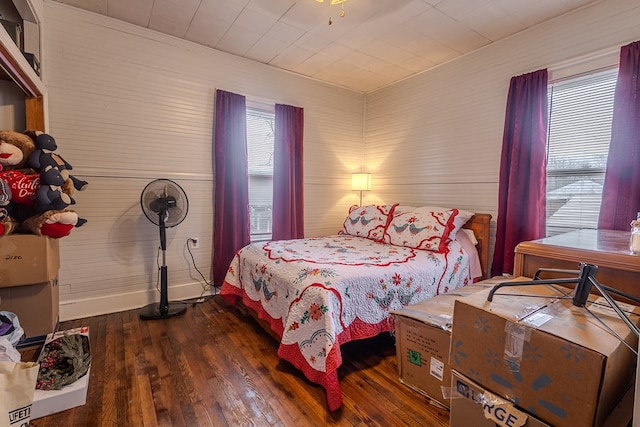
462,213,492,280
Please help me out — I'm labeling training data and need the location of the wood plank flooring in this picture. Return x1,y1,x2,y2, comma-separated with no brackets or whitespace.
26,295,450,426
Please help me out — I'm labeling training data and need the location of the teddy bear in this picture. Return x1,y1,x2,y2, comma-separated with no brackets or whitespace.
25,131,88,195
0,130,36,171
0,130,86,238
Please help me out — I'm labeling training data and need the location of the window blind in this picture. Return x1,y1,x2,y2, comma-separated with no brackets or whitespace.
246,108,275,241
546,68,617,236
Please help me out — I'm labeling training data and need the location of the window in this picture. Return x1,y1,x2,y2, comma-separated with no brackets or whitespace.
246,107,275,242
546,68,617,237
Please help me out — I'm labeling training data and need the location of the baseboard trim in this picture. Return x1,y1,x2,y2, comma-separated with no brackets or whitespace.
59,282,211,321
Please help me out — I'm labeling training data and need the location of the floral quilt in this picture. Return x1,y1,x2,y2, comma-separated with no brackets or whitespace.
220,234,473,411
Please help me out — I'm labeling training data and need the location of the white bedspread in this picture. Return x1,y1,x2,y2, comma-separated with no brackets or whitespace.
221,234,474,410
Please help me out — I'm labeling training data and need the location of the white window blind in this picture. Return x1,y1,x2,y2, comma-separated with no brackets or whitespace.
246,108,275,242
546,68,617,237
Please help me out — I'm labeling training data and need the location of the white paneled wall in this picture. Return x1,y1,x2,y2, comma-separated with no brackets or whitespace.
365,0,640,271
41,0,640,320
42,1,364,320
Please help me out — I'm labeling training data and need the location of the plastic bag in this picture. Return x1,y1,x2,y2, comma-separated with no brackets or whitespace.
0,337,20,362
0,311,24,346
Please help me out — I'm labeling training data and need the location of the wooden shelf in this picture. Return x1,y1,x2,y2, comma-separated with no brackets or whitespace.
0,9,45,131
0,21,44,96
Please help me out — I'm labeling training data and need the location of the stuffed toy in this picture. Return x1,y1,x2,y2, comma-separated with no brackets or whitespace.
0,165,73,212
23,209,86,239
25,131,88,195
0,130,87,238
0,169,39,205
34,165,75,213
0,131,36,171
0,164,14,236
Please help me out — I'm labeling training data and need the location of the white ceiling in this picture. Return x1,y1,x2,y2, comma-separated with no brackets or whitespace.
52,0,598,93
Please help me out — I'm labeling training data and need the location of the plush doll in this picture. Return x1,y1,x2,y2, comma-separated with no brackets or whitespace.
0,130,87,238
25,131,88,195
0,169,39,206
0,164,14,236
34,165,75,213
0,130,36,171
23,209,86,238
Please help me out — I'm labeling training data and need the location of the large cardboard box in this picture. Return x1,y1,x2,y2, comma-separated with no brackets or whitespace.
392,279,500,407
31,327,90,419
0,234,59,287
0,279,59,340
450,370,551,427
450,284,639,427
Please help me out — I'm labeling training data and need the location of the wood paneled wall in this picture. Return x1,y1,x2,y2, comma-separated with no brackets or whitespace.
42,0,640,320
43,2,364,320
364,0,640,270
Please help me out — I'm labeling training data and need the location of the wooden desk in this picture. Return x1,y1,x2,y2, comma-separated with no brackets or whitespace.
514,229,640,301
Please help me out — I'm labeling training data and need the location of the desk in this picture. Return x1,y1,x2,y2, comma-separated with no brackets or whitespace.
514,229,640,301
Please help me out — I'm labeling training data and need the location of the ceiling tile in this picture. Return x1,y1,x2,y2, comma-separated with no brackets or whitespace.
269,44,315,70
58,0,107,14
184,12,231,47
216,24,263,55
48,0,599,92
108,0,153,27
244,36,290,63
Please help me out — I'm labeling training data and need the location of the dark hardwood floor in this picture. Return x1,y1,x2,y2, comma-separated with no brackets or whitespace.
25,295,450,426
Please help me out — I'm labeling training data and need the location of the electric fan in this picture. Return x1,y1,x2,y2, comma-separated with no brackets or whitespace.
139,179,189,320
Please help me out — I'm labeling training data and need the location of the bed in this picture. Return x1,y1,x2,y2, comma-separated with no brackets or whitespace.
220,204,492,411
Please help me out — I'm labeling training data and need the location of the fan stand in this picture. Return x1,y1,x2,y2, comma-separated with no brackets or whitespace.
139,209,187,320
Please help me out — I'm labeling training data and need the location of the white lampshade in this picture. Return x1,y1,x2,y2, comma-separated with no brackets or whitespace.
352,173,372,191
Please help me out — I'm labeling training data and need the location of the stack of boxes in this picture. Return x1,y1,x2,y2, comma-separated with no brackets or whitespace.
393,278,639,427
0,234,60,345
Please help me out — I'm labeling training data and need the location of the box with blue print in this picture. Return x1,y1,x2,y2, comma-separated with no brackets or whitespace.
449,283,639,427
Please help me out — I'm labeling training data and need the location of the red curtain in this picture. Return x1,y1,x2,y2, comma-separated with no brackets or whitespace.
598,41,640,230
491,69,548,276
272,103,304,240
212,90,251,288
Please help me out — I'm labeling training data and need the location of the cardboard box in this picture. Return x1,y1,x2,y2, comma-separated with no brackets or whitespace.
450,284,639,427
391,279,501,407
450,370,551,427
31,327,90,419
0,279,59,340
0,234,60,287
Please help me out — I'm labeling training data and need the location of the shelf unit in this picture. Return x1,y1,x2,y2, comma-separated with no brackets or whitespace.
0,7,45,131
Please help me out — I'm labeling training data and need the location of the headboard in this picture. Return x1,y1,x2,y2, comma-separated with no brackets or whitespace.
462,213,492,280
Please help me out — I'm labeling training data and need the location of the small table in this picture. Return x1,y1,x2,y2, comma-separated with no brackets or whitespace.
514,229,640,301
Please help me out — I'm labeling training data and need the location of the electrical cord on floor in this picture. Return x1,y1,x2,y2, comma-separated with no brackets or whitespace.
184,239,219,307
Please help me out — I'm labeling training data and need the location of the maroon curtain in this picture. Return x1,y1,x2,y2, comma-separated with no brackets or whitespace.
272,103,304,241
212,90,251,288
598,41,640,230
491,69,548,276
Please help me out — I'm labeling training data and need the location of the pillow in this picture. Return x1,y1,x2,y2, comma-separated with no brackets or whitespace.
394,205,474,239
456,228,482,279
341,204,398,241
384,207,459,252
458,228,478,246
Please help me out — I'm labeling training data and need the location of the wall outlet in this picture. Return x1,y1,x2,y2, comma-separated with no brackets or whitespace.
190,237,199,249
